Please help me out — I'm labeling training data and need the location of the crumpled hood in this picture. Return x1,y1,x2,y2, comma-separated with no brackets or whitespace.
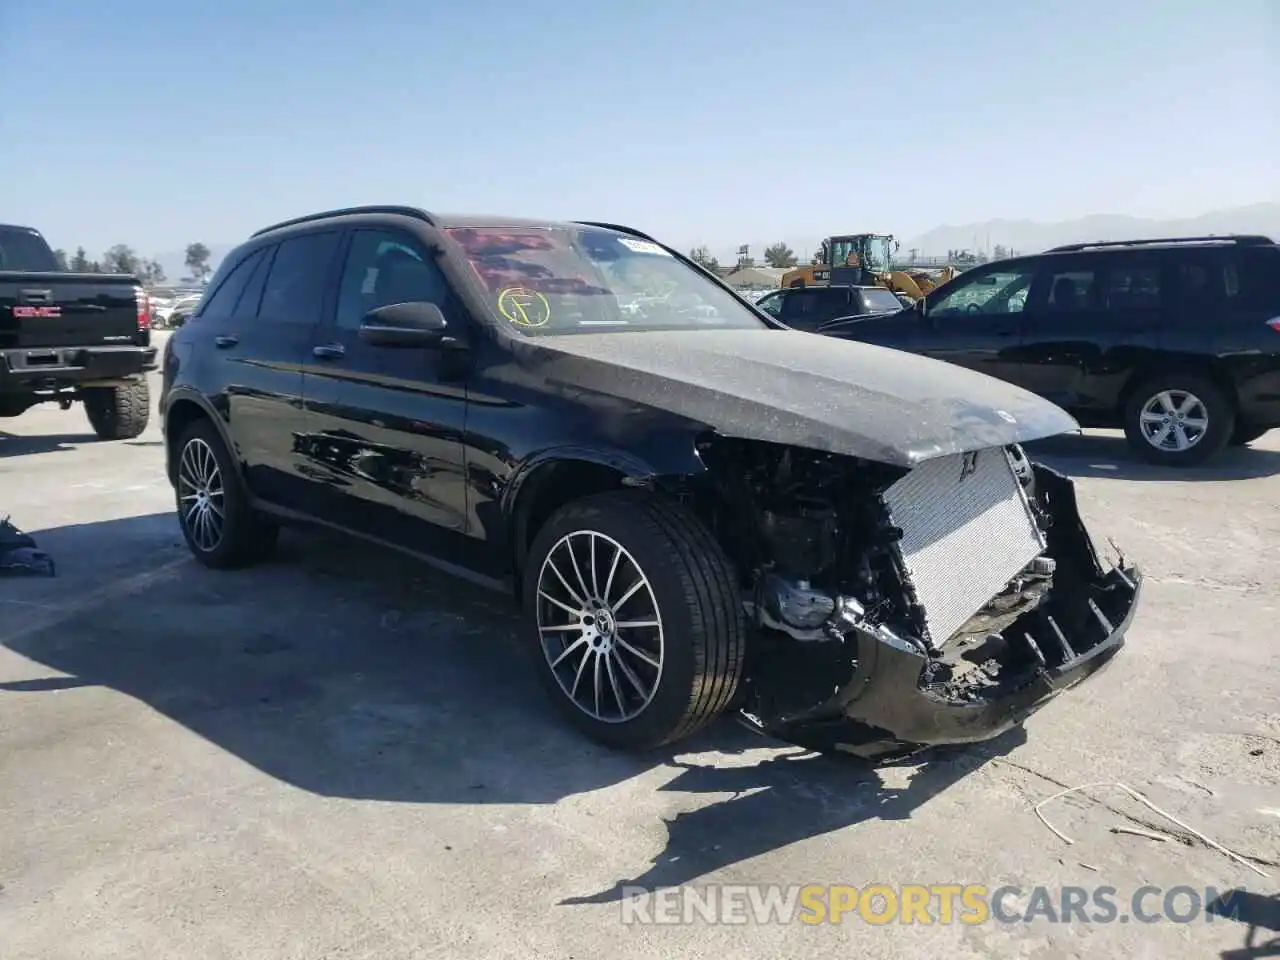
527,329,1078,467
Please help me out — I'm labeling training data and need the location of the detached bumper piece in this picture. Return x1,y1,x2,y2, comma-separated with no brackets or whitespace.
741,461,1142,761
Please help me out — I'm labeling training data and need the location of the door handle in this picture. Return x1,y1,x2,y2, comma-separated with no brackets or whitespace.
312,343,345,360
214,335,239,348
19,288,53,304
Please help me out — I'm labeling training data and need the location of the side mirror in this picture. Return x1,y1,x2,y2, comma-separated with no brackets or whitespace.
358,301,463,349
914,297,927,317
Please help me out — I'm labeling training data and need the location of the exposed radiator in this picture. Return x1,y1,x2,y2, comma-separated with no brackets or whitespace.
881,447,1045,647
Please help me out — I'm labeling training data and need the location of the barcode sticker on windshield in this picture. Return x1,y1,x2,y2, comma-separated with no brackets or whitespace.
618,238,671,257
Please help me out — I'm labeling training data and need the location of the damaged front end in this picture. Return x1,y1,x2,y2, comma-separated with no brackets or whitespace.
684,438,1141,761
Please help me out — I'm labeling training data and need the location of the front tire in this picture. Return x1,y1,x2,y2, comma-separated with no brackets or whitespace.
84,381,150,440
1122,373,1234,466
174,418,278,569
523,491,746,751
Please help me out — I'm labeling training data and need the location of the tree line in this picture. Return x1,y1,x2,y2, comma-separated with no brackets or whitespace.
688,242,800,274
51,242,216,287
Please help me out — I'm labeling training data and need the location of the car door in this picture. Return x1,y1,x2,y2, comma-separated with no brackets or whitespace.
298,227,471,550
908,262,1036,385
186,239,334,507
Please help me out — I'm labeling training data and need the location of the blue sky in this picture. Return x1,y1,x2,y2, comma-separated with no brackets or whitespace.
2,0,1276,261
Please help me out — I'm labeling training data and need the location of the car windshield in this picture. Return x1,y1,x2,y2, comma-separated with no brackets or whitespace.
860,287,904,312
444,225,768,335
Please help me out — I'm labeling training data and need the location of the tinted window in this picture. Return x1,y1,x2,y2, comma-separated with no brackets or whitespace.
1045,270,1096,312
756,292,784,317
1104,260,1161,310
1224,248,1280,312
1175,256,1220,310
199,249,265,319
858,287,905,313
258,231,342,322
779,288,847,330
335,229,453,330
234,247,273,317
0,226,59,272
930,267,1035,317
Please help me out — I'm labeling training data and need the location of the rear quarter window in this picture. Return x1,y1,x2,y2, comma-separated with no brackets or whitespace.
1224,247,1280,312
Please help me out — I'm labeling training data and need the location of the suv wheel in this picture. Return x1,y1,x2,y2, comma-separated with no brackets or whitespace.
175,419,278,568
1122,373,1234,466
83,381,150,440
523,491,746,751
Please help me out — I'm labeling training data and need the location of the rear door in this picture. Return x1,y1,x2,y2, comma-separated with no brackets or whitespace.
298,226,471,548
188,231,343,507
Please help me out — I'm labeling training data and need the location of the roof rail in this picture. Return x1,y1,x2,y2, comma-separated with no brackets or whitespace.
572,221,658,242
250,205,434,238
1047,234,1274,253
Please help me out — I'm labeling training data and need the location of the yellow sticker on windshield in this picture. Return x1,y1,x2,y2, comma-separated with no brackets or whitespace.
498,287,552,328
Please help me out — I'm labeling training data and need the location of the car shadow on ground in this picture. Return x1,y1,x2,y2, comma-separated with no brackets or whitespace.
0,519,1018,901
1025,433,1280,482
0,431,98,457
1210,890,1280,959
0,513,1025,904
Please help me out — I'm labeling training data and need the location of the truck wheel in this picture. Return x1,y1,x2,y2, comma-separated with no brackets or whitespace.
523,491,746,751
1122,373,1234,466
174,418,278,569
1230,424,1270,447
83,381,151,440
0,397,33,418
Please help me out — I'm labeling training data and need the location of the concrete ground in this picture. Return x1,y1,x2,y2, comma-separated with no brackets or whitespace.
2,336,1277,958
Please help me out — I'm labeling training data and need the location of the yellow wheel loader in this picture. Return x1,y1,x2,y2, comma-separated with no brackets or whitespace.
780,234,958,301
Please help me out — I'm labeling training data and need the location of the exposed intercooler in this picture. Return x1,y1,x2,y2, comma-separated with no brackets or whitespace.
881,447,1046,647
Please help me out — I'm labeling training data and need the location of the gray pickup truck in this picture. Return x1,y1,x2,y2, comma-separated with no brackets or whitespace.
0,223,156,439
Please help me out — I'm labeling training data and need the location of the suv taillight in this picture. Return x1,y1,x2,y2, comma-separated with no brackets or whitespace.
135,286,151,332
1267,317,1280,334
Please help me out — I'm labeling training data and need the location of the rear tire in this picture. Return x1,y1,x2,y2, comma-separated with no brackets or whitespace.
84,380,151,440
1122,373,1234,466
174,418,278,569
1230,424,1270,447
523,491,746,751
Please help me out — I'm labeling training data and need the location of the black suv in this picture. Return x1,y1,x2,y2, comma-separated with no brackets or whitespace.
821,235,1280,466
754,284,905,331
160,206,1140,760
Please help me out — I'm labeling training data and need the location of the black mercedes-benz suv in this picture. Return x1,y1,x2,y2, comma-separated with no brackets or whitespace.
160,205,1141,760
820,235,1280,466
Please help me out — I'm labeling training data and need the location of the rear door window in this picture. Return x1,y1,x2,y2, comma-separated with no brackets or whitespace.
1043,269,1098,313
198,249,266,321
257,231,343,323
1173,254,1223,311
1103,259,1162,311
778,289,830,330
755,291,785,317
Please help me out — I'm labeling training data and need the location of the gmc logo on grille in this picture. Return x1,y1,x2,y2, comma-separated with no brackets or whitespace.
959,450,979,481
12,305,62,319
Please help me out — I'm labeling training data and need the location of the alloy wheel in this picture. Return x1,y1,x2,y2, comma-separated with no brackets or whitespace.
536,530,665,723
1139,389,1209,453
177,437,225,552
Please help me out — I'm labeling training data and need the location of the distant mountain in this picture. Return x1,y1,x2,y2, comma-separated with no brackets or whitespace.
900,202,1280,258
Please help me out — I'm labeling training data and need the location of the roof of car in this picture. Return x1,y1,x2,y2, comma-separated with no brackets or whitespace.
250,205,648,240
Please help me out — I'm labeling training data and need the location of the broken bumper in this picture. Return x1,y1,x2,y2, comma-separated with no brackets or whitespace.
766,565,1139,759
750,464,1143,761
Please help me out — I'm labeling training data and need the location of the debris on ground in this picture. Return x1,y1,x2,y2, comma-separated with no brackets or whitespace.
1111,825,1174,842
1033,780,1270,879
0,516,56,577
